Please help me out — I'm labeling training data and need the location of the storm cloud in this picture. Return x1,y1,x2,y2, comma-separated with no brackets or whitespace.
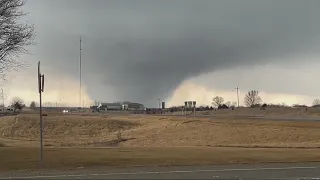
21,0,320,107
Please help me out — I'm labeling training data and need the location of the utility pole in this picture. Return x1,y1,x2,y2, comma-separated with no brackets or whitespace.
38,61,45,168
157,98,161,109
235,87,240,107
1,89,3,113
79,36,82,109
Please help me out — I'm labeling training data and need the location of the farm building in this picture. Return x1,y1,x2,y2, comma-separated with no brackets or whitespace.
96,102,145,111
97,103,122,110
124,102,145,111
292,104,308,108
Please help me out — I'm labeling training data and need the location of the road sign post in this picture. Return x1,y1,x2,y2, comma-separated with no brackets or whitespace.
184,101,187,120
38,61,45,167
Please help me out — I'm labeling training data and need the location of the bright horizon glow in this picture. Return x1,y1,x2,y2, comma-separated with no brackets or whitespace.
166,81,314,107
2,71,314,108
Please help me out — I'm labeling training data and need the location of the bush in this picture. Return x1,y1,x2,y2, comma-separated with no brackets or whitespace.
218,104,229,109
261,103,267,110
250,104,261,108
30,101,36,109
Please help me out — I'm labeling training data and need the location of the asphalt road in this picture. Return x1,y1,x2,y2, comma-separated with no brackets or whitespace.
1,162,320,179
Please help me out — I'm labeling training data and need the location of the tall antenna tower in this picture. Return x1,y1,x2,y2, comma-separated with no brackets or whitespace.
79,37,82,108
235,87,239,107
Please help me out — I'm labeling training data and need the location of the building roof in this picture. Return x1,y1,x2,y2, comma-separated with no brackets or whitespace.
127,103,144,108
99,103,121,106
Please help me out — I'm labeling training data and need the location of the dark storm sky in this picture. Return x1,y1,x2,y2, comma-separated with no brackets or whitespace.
21,0,320,106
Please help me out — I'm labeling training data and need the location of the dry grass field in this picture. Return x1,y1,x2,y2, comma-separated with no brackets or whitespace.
1,112,320,148
177,107,320,118
1,147,320,171
1,109,320,171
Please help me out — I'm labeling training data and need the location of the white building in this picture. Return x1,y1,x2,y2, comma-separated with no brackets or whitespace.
97,102,145,111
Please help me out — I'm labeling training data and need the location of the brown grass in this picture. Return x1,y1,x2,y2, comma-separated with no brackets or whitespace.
121,116,320,148
1,113,320,172
193,107,320,117
0,114,138,147
1,114,320,148
0,142,5,147
1,147,320,171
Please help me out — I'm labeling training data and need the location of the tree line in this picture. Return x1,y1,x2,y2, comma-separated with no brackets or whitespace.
6,92,320,113
212,90,320,108
212,90,262,108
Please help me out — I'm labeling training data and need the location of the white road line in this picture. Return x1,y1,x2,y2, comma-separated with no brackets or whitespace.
264,177,320,180
196,166,317,172
0,166,316,179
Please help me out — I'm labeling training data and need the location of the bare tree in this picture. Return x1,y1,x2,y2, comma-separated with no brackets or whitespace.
225,101,231,107
212,96,224,107
11,96,24,112
313,99,320,106
29,101,36,109
0,0,35,79
232,101,237,107
244,90,262,107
